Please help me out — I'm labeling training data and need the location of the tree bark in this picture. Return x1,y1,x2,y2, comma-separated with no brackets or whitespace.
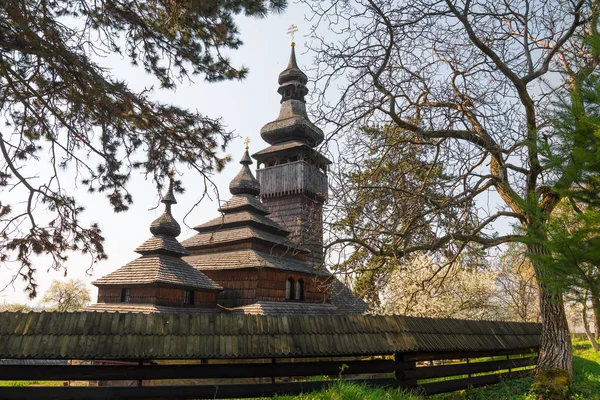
582,291,599,351
591,289,600,341
528,245,573,377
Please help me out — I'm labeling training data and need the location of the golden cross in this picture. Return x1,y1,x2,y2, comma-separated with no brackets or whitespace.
287,24,298,44
244,137,251,150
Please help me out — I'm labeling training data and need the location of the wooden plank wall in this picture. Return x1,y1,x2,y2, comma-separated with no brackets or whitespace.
256,269,330,303
97,287,218,308
0,347,538,399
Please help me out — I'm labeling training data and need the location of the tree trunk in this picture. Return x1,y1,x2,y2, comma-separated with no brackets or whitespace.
582,292,599,351
528,245,573,377
591,289,600,341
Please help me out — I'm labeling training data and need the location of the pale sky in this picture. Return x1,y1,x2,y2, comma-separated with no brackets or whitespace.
1,2,320,306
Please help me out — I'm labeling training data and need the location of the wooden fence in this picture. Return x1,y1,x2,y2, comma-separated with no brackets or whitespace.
0,347,538,399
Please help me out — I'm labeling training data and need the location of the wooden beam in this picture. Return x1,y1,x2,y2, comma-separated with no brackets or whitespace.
0,359,407,381
0,378,405,400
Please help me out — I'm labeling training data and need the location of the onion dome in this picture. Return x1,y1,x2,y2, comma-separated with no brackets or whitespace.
259,44,324,147
229,147,261,196
150,179,181,237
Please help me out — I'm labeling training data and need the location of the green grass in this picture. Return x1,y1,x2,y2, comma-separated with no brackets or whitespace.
0,380,64,386
272,381,424,400
427,340,600,400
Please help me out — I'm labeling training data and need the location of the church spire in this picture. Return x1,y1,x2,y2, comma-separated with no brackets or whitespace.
259,43,324,147
277,44,309,103
229,140,261,196
150,178,181,237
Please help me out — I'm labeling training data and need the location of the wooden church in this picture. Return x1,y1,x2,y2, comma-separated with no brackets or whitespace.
87,45,369,316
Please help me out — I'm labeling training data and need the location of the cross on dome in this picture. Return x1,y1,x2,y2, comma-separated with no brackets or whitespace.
287,24,298,46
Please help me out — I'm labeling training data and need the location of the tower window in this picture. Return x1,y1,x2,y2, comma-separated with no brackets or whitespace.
286,278,295,300
184,290,194,305
120,288,131,303
295,280,304,301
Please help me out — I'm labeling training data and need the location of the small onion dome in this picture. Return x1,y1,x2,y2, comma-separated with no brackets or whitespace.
150,179,181,237
277,45,309,103
229,149,261,196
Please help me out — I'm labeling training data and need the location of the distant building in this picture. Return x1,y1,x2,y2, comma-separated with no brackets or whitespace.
87,45,368,316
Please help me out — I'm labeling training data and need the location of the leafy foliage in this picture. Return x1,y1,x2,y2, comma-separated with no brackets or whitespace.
0,0,286,297
39,278,91,312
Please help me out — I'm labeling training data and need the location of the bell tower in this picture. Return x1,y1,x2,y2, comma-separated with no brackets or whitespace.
252,44,331,268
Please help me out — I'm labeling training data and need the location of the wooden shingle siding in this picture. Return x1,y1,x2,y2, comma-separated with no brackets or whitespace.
0,312,541,360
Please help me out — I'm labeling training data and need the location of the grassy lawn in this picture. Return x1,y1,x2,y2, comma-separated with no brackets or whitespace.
0,380,64,386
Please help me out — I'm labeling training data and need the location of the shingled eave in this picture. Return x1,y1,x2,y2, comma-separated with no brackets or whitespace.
184,249,328,276
182,226,310,254
134,235,189,256
217,194,271,216
252,141,332,165
92,254,223,291
193,211,290,236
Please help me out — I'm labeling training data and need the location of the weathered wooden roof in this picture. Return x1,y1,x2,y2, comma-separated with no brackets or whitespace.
182,226,308,254
252,140,332,165
134,235,188,257
217,194,270,215
184,249,326,275
92,181,222,293
92,254,223,291
0,312,541,360
329,279,370,314
193,211,289,235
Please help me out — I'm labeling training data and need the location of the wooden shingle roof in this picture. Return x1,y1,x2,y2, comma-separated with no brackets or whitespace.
182,226,308,253
217,194,270,215
92,255,223,291
193,211,289,235
0,312,541,360
92,180,221,293
184,249,326,275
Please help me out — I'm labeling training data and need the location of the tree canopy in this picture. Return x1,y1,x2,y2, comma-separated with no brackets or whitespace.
40,278,91,312
0,0,286,297
306,0,600,379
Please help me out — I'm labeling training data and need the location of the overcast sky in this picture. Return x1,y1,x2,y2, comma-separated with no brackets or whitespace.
1,2,322,306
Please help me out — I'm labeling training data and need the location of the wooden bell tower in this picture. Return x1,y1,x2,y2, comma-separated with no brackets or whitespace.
252,43,331,268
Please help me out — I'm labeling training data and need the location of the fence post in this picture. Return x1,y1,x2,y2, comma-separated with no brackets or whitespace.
466,357,471,378
394,353,417,388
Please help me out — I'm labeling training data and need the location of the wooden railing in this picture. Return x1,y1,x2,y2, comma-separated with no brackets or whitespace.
257,161,328,200
0,348,538,399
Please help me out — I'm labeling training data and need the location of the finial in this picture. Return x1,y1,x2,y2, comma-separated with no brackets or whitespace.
244,137,250,151
150,176,181,237
287,24,298,47
161,176,177,205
